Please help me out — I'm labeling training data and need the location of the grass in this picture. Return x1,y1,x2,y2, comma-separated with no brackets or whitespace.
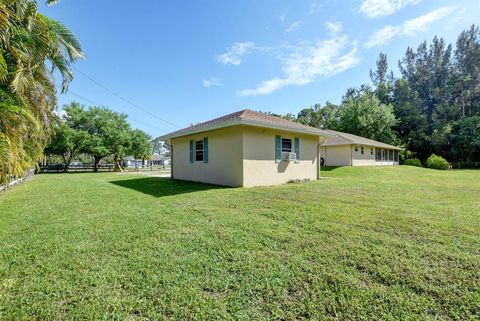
0,166,479,320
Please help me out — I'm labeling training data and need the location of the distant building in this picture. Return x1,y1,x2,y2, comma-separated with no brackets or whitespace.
149,154,170,166
320,130,403,166
122,155,170,168
121,156,146,168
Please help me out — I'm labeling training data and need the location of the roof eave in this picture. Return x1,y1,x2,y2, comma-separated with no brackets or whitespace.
321,141,403,150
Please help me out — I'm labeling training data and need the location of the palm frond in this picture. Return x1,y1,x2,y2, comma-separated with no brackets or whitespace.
41,15,85,61
0,51,7,82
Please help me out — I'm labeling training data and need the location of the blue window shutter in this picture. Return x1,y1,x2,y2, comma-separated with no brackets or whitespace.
203,137,208,163
189,140,193,164
275,135,281,163
294,137,300,163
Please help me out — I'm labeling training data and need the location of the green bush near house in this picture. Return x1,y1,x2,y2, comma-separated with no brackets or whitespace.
426,154,450,170
403,158,422,167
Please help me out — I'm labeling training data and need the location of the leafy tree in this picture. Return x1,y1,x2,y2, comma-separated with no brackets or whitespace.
64,103,131,172
338,88,397,143
162,141,171,157
129,129,152,161
45,121,88,171
399,37,453,133
151,138,163,155
454,25,480,117
264,111,297,121
370,52,394,105
451,116,480,162
297,102,339,129
394,29,480,161
151,137,171,156
392,79,429,158
0,0,84,183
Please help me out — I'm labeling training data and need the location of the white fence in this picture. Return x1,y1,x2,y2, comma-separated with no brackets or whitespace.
0,169,35,192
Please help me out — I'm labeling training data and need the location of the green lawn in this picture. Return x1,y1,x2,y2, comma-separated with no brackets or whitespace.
0,167,479,320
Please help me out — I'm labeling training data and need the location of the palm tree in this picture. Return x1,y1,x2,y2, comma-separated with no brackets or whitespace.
0,0,84,184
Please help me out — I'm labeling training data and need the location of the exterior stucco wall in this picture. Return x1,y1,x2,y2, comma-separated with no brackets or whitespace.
322,144,399,167
351,145,376,166
242,127,319,187
171,127,243,186
322,145,352,166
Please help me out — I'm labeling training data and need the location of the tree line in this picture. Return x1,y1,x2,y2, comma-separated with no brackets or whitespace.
45,103,153,172
278,25,480,164
0,0,84,184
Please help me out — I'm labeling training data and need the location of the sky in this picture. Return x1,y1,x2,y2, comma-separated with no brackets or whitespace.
39,0,480,138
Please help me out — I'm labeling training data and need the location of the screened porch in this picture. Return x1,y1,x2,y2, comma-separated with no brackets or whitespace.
375,148,400,165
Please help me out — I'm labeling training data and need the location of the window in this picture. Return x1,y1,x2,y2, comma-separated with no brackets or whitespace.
361,146,364,155
195,140,204,162
355,146,358,152
281,138,292,152
371,148,374,155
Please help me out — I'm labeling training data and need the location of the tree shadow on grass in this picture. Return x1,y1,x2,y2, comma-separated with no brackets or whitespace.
110,177,225,197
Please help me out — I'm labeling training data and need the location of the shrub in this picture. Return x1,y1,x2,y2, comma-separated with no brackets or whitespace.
403,158,422,167
426,154,449,170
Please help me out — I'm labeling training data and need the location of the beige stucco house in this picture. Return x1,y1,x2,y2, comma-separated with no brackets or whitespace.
320,130,402,166
158,109,334,187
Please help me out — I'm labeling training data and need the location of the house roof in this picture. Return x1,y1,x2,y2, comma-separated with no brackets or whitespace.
157,109,335,140
322,130,403,150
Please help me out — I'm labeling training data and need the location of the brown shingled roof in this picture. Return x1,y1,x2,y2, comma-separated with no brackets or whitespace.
322,130,403,150
157,109,335,140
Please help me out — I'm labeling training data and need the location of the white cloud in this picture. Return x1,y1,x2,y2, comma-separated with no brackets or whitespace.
309,2,321,14
286,21,301,32
364,25,400,48
360,0,420,18
202,77,221,88
239,34,360,96
325,21,342,34
217,42,256,65
364,7,455,48
279,14,286,22
402,6,455,35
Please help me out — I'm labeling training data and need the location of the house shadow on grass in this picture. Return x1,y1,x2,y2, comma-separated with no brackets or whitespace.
110,177,225,197
321,166,342,172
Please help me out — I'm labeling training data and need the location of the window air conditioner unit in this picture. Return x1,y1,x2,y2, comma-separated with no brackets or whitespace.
281,152,296,161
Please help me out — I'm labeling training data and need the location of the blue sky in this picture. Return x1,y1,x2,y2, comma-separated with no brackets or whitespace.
40,0,479,137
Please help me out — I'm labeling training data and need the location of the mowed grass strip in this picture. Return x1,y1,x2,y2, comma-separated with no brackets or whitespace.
0,167,479,320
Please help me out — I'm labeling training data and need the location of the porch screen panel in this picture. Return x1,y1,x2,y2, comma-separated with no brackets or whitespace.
375,149,381,161
389,150,394,161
